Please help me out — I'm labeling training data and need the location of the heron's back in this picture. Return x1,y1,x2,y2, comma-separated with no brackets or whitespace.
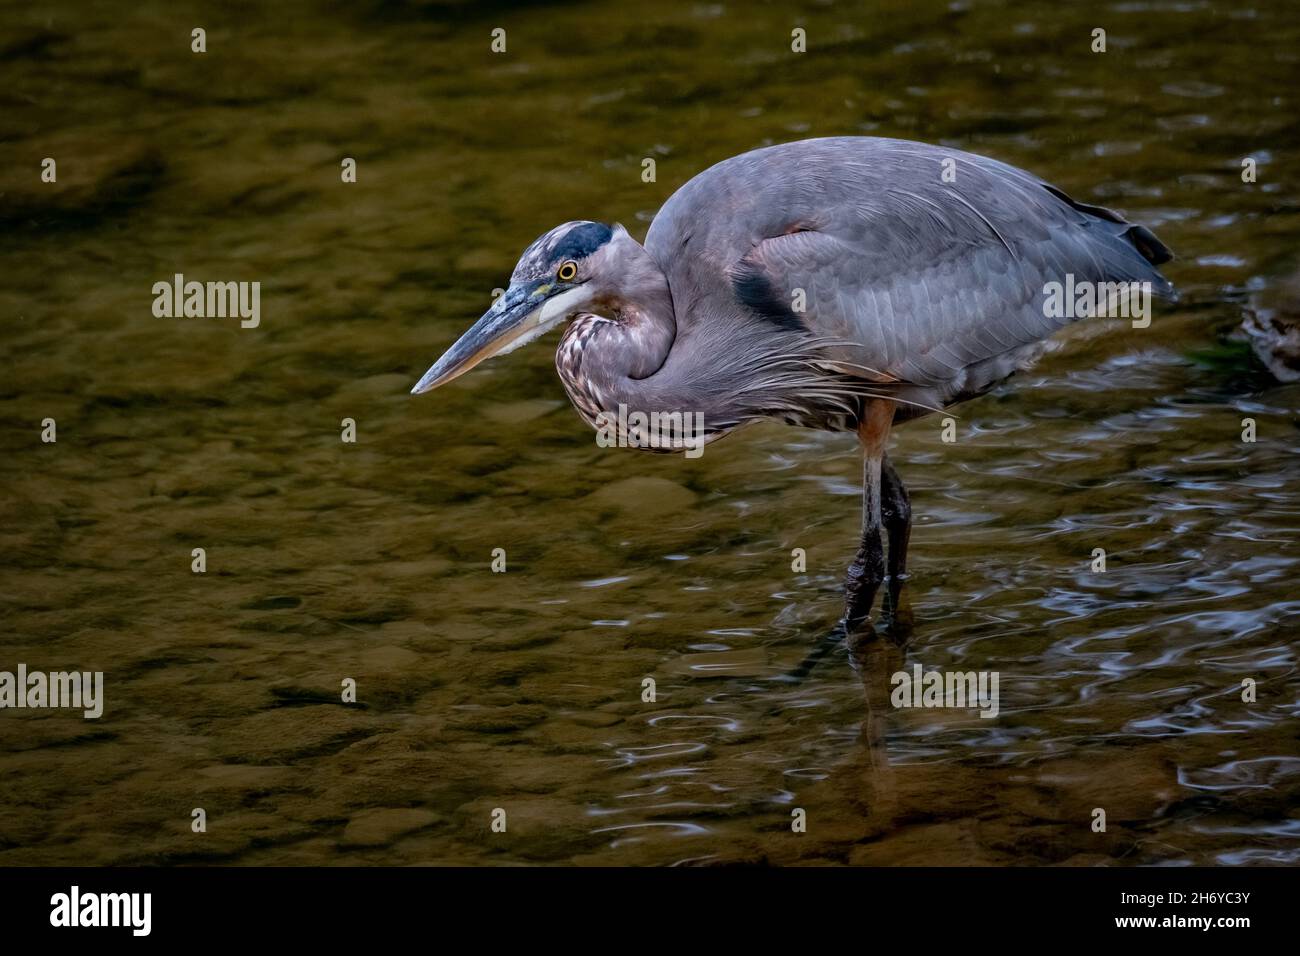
644,136,1172,404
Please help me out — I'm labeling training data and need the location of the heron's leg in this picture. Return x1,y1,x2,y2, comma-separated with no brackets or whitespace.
880,454,914,635
881,454,911,581
843,401,892,632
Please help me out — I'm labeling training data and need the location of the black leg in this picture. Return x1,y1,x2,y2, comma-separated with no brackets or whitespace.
881,454,911,580
843,447,885,632
880,454,913,636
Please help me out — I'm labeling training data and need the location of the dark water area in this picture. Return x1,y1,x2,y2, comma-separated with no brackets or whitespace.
1,0,1298,865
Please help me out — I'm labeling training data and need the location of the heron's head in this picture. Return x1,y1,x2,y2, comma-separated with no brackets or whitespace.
411,220,623,394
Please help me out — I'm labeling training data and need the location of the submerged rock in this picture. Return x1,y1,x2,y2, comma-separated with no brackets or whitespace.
586,475,697,517
340,808,440,847
1,136,163,229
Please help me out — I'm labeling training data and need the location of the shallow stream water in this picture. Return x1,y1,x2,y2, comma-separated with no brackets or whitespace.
1,0,1298,865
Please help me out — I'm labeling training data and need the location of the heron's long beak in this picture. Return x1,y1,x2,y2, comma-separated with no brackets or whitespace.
410,283,546,394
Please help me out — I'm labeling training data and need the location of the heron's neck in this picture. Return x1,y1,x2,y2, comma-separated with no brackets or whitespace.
605,286,677,379
556,271,679,425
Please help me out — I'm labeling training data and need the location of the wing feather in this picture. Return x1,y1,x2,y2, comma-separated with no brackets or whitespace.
646,137,1174,390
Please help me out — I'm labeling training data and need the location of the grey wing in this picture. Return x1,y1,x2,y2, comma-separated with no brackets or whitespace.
648,137,1173,390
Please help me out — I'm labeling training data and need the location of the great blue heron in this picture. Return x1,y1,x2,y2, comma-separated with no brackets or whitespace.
412,136,1174,631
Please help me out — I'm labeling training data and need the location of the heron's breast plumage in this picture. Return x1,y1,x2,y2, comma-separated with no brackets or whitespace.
555,313,613,431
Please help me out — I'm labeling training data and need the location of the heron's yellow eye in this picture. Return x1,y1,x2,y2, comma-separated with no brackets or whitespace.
557,261,578,282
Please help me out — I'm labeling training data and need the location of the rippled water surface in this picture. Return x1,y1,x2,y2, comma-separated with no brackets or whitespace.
2,0,1299,866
